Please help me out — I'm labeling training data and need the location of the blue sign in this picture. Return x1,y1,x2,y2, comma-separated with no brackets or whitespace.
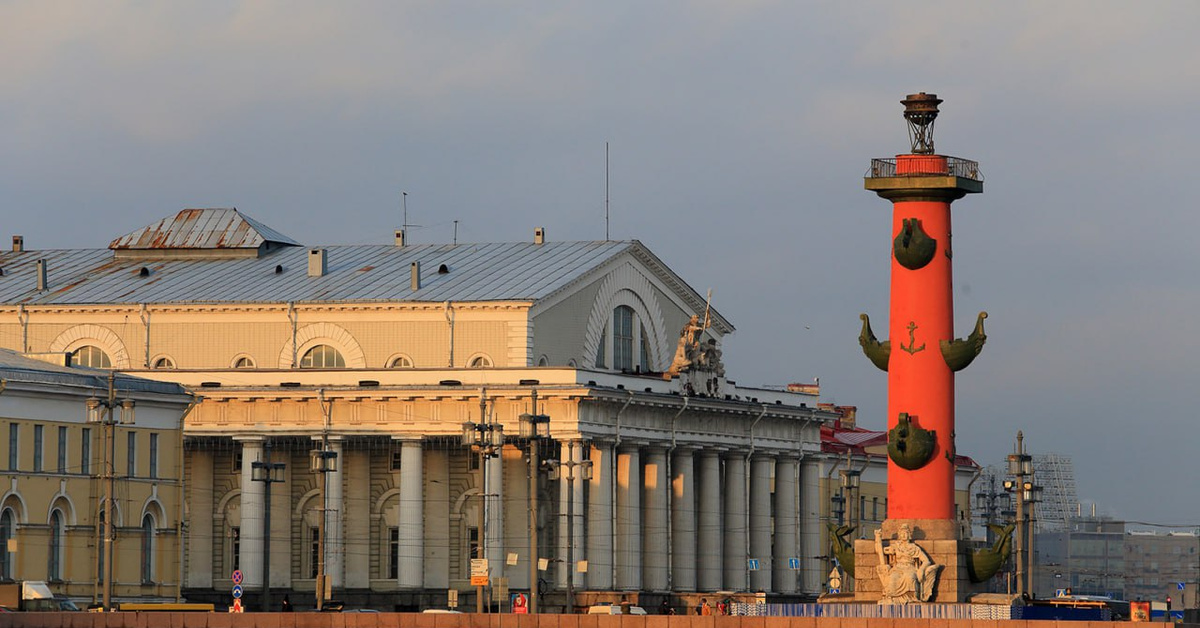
829,588,840,594
232,584,243,599
747,559,760,571
788,558,800,570
1178,582,1186,591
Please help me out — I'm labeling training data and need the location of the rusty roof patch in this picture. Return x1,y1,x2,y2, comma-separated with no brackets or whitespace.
109,208,300,251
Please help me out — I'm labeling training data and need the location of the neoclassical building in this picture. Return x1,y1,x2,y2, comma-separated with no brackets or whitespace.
0,208,840,609
0,349,191,604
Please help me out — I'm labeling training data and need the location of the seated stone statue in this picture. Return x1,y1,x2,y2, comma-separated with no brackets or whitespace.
874,524,942,604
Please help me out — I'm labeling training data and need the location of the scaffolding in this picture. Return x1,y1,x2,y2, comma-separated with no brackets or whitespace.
1031,454,1078,532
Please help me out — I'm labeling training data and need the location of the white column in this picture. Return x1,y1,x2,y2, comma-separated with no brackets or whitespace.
614,443,642,590
569,441,585,591
397,439,424,588
772,455,799,594
749,454,774,592
696,450,722,592
556,441,573,589
642,445,668,591
799,457,822,595
485,449,504,569
237,438,264,589
187,448,214,589
326,439,345,588
671,447,696,592
722,451,747,591
586,441,614,590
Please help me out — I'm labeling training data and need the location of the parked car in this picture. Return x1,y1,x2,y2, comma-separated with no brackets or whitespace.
587,603,647,615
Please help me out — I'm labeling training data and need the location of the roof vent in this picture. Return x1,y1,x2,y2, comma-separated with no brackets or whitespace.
275,264,284,274
410,261,421,291
35,259,47,291
138,267,151,277
534,227,546,245
438,263,449,274
11,236,23,252
395,229,406,247
308,248,327,277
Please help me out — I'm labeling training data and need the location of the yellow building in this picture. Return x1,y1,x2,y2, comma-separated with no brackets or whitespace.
0,209,838,610
0,349,192,606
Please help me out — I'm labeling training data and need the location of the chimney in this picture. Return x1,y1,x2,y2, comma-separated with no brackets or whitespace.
395,229,406,247
11,236,23,252
36,259,47,291
534,227,546,245
410,261,421,291
308,248,327,277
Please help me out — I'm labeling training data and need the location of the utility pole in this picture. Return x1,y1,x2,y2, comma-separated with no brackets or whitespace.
252,441,286,612
312,391,338,611
88,373,133,612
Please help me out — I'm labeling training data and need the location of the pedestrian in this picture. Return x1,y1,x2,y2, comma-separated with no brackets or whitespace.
699,598,712,616
281,595,292,612
659,599,671,615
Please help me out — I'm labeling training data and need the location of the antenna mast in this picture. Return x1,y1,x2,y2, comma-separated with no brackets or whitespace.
402,191,409,239
605,142,610,240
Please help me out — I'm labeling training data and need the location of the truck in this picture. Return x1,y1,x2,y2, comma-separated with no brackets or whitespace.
0,581,79,612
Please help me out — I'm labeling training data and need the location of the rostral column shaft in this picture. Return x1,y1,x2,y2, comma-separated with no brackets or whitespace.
861,94,984,524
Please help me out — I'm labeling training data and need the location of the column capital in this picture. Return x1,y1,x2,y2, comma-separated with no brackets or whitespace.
390,435,424,444
721,449,748,461
233,435,265,444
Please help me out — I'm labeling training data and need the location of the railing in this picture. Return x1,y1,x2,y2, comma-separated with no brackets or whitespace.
866,157,983,182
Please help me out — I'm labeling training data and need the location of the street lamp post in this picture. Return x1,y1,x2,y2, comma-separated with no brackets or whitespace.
1005,431,1038,598
544,451,592,614
519,400,551,614
462,393,504,614
309,446,338,610
251,442,286,613
86,373,135,612
839,467,861,590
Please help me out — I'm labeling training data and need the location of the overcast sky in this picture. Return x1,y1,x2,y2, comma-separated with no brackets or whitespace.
2,1,1197,527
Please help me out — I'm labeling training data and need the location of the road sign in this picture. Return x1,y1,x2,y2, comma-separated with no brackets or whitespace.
230,599,243,613
470,575,489,586
448,589,459,609
1179,582,1186,591
788,558,800,570
748,559,760,571
470,558,489,577
829,588,840,594
231,570,243,585
232,584,243,599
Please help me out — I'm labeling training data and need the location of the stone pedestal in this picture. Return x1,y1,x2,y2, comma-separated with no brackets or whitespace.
853,519,980,604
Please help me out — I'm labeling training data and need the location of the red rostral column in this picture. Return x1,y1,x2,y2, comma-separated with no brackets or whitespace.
860,93,987,524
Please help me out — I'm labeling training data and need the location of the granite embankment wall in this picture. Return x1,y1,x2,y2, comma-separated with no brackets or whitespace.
0,615,1180,628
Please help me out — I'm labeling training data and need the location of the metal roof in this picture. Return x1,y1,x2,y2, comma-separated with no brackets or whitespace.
0,349,189,396
108,208,300,250
0,240,641,305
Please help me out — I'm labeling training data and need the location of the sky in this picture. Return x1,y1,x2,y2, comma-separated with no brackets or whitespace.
1,1,1198,527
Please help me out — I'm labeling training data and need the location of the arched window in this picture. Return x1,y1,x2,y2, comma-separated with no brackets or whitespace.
141,514,155,583
467,354,493,369
151,356,175,370
48,510,63,581
0,509,14,580
613,306,635,371
387,355,414,369
72,346,112,369
233,356,255,369
300,345,345,369
537,355,549,367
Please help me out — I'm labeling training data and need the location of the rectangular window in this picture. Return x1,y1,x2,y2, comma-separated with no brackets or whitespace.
81,428,91,475
613,306,634,371
233,451,243,474
230,527,240,572
33,425,43,472
7,424,16,471
127,432,137,477
309,527,320,578
390,450,403,472
149,434,158,478
468,526,481,560
57,427,68,474
388,527,400,579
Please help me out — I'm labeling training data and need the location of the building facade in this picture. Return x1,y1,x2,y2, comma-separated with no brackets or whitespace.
0,209,840,610
0,349,191,604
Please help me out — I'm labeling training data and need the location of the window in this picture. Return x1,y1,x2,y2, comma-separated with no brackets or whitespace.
33,425,43,472
387,355,413,368
233,356,255,369
388,527,400,579
640,328,652,372
467,354,492,368
48,510,63,581
594,329,607,368
300,345,345,369
233,450,243,474
96,510,105,582
127,432,137,477
309,527,320,578
229,527,240,572
141,514,155,583
151,356,175,369
57,427,67,474
390,450,403,472
613,306,634,371
468,526,481,560
81,428,91,475
72,345,112,368
537,355,548,367
149,433,158,478
0,509,12,580
7,424,15,471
